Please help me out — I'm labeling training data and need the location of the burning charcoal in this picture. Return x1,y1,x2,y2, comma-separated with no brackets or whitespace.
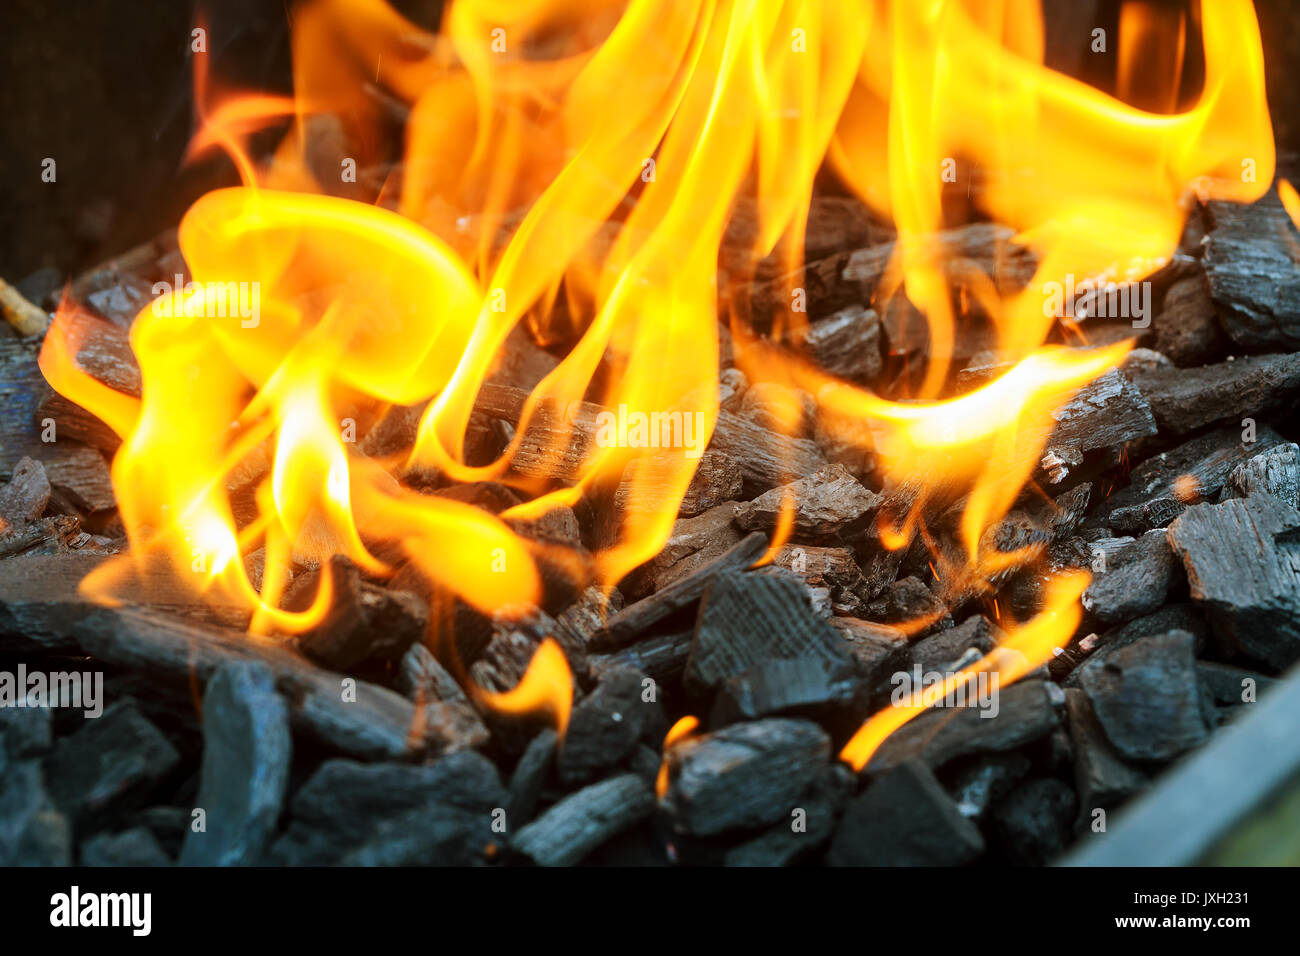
828,760,985,866
911,614,1000,673
685,569,855,693
708,410,828,495
284,555,428,670
740,382,816,437
717,367,748,412
471,383,605,481
866,680,1060,774
1202,191,1300,351
1195,662,1278,707
589,630,694,686
552,586,621,663
1060,603,1209,687
487,323,559,391
83,275,156,329
469,610,562,693
44,700,181,826
512,773,656,866
723,195,884,281
1063,688,1148,814
1124,352,1300,436
1154,274,1226,366
0,515,83,559
724,764,854,866
614,450,742,519
1079,630,1211,762
507,505,581,547
0,760,71,866
594,531,767,649
396,644,490,752
0,457,50,527
710,657,861,726
946,753,1032,821
788,305,883,383
557,666,660,785
81,828,171,867
863,576,952,637
1106,496,1186,534
989,778,1076,865
771,544,869,614
1081,529,1179,625
828,617,910,700
506,729,557,827
179,662,291,866
734,464,882,539
272,751,505,865
1167,494,1300,669
1227,442,1300,508
1038,369,1156,483
662,718,830,836
812,399,877,479
620,502,743,600
397,642,466,704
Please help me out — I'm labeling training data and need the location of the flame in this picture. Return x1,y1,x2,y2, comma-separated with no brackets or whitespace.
41,1,1273,747
656,714,701,797
475,637,574,738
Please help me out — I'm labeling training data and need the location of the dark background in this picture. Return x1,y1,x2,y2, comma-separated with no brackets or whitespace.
1,0,1297,286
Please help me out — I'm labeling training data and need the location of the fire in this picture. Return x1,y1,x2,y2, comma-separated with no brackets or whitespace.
40,1,1272,747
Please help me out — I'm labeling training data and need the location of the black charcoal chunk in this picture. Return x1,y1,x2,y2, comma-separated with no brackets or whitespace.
512,773,655,866
946,753,1032,821
1154,274,1226,366
338,803,492,866
863,576,952,637
1125,352,1300,436
506,729,557,827
724,764,854,866
734,463,882,538
1227,442,1299,509
1081,529,1179,624
0,759,71,865
911,615,999,673
588,630,694,686
1195,662,1277,707
711,657,860,725
990,778,1076,865
557,666,657,785
82,827,171,867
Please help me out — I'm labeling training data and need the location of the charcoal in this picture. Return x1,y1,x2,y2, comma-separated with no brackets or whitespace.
615,450,742,519
1063,688,1148,813
507,505,581,547
1195,662,1278,706
1081,529,1179,624
550,586,621,671
395,642,469,704
487,323,559,391
620,502,743,600
707,409,829,495
0,514,86,559
0,759,71,865
946,753,1032,820
1038,369,1156,483
788,305,883,383
811,400,877,478
863,576,952,637
1167,493,1300,669
512,773,655,866
43,700,181,826
1060,603,1209,687
471,384,604,481
337,802,493,866
723,194,884,281
866,680,1059,774
740,383,816,437
1079,630,1210,762
717,367,748,412
772,544,870,614
724,764,854,866
734,464,882,539
990,778,1076,865
0,277,49,336
828,760,984,866
0,704,53,757
827,617,910,699
0,457,50,527
272,751,505,865
506,729,557,827
81,827,171,867
179,662,291,866
1125,352,1300,436
588,631,693,686
285,555,427,670
395,644,491,753
1153,274,1226,366
1106,496,1186,534
662,718,829,836
594,531,766,649
911,614,1000,673
1227,442,1299,508
128,806,188,857
711,657,861,726
1202,191,1300,351
557,666,658,785
685,569,855,693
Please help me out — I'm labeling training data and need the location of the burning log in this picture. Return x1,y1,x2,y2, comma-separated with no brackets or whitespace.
1124,351,1300,436
511,773,656,867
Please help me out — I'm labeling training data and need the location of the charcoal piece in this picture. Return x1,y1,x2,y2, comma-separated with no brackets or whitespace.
470,384,604,481
1079,630,1210,762
81,827,171,867
740,383,816,437
1063,688,1148,813
272,751,505,865
866,680,1059,774
594,531,766,649
685,569,855,693
0,702,52,757
711,657,861,726
512,774,655,867
789,305,883,383
717,367,748,412
771,544,869,614
507,505,581,547
946,753,1032,820
1125,352,1300,436
662,718,829,836
812,401,877,478
468,609,567,699
707,409,829,496
911,614,1000,673
1038,370,1156,483
990,778,1076,865
0,759,71,865
1081,529,1179,624
588,631,693,686
1106,496,1186,534
723,194,885,282
724,764,854,866
550,586,622,672
614,450,742,519
506,729,557,827
395,642,470,705
828,617,910,698
1060,603,1209,687
863,576,952,637
734,464,882,539
620,502,743,600
43,700,181,826
487,323,559,391
1154,274,1226,366
0,277,49,336
1167,494,1300,669
338,801,494,866
130,806,190,858
285,555,427,670
557,666,657,785
828,760,984,866
179,662,291,866
1195,662,1278,706
1202,191,1300,351
430,480,521,514
1227,442,1299,509
0,457,50,527
0,514,84,559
